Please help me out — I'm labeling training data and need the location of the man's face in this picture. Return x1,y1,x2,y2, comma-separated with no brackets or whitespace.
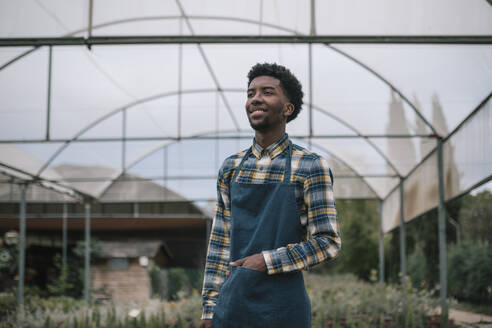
245,75,292,132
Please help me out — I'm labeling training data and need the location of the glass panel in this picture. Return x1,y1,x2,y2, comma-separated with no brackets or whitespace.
382,186,400,233
80,111,123,139
0,47,48,140
50,47,134,139
313,45,423,137
0,143,65,180
316,0,492,35
444,98,492,199
127,96,179,138
0,0,87,37
336,45,492,137
403,152,438,223
312,138,396,176
0,47,34,67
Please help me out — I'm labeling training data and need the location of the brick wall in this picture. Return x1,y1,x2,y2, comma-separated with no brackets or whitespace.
92,258,150,301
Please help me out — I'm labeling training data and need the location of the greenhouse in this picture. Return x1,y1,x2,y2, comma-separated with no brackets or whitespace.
1,0,491,327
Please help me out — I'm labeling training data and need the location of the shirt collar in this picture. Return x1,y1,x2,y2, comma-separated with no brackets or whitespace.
252,134,289,159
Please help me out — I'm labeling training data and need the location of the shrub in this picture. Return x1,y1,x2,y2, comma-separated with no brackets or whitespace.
448,242,492,303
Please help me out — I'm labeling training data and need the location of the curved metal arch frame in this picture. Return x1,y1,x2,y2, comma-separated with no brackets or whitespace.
35,89,402,199
0,14,436,137
36,86,400,179
101,129,382,200
40,87,392,199
2,14,441,190
35,88,236,177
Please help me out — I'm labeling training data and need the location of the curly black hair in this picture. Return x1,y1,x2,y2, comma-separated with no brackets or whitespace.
247,63,304,122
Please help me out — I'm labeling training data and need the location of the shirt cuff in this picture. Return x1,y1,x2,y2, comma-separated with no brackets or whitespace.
262,249,285,275
201,305,214,320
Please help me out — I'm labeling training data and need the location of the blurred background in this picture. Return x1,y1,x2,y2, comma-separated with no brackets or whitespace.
0,0,491,327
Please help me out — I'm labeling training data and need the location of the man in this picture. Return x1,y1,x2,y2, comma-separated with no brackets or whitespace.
200,63,341,328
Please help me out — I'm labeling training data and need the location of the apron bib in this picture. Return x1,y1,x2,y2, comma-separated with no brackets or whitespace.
212,142,311,328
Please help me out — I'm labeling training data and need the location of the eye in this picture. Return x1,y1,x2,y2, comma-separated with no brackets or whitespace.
247,92,254,98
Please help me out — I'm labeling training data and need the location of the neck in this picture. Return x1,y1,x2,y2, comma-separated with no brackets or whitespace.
254,127,286,149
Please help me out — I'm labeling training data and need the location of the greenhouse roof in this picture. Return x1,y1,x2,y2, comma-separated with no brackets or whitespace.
1,0,491,232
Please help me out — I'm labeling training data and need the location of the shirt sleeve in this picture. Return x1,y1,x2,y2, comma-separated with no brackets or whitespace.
262,156,341,275
201,161,232,319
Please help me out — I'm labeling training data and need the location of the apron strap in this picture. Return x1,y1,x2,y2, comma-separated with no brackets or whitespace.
283,141,292,183
232,147,252,182
232,140,293,183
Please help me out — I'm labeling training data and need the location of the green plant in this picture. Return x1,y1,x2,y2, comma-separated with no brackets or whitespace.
448,241,492,303
306,273,438,328
46,254,74,296
0,292,16,320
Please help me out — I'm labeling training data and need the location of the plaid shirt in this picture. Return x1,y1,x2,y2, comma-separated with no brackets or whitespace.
201,134,341,319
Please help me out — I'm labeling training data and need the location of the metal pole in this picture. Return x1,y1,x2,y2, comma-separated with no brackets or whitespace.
133,202,139,218
122,108,126,171
46,46,53,140
62,202,68,270
378,200,384,283
83,201,91,303
177,18,183,140
310,0,316,36
17,183,27,310
437,140,448,324
308,10,314,149
87,0,94,50
308,43,313,150
399,179,407,308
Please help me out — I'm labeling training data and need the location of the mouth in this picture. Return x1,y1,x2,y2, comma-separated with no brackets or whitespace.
248,108,267,114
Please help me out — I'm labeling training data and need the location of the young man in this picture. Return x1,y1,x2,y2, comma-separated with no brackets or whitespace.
200,63,341,328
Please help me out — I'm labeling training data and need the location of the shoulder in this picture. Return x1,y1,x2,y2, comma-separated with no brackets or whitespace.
218,148,249,181
291,143,332,179
291,143,328,167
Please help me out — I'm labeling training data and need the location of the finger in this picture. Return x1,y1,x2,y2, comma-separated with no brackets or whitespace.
230,257,246,266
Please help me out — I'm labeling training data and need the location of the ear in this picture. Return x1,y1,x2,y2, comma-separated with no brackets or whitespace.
283,103,294,119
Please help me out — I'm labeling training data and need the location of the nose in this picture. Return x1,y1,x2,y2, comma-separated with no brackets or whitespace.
250,92,263,104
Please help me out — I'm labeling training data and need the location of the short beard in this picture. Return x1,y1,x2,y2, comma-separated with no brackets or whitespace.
249,117,270,131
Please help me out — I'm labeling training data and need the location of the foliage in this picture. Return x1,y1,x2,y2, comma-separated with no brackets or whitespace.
316,199,380,281
407,244,428,289
458,190,492,243
0,292,200,328
306,273,439,328
448,242,492,303
0,292,16,320
2,273,446,328
150,266,204,301
46,254,74,296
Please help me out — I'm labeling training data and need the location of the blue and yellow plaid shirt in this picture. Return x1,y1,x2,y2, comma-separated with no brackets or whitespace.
202,134,341,319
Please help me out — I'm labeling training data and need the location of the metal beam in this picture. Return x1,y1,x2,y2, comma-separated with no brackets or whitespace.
0,163,85,200
399,179,407,309
2,35,492,47
174,0,241,131
437,140,448,325
0,134,435,144
378,200,384,283
310,0,316,36
62,202,68,270
383,92,492,203
83,202,91,304
18,173,395,183
46,46,53,140
17,183,27,310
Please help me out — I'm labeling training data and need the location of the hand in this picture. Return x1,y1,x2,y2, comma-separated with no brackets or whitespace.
230,253,267,271
199,319,212,328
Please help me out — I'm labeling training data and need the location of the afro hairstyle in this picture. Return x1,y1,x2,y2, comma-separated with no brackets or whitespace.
247,63,304,122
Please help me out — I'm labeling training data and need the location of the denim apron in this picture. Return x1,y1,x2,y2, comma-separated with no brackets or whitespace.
212,142,311,328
